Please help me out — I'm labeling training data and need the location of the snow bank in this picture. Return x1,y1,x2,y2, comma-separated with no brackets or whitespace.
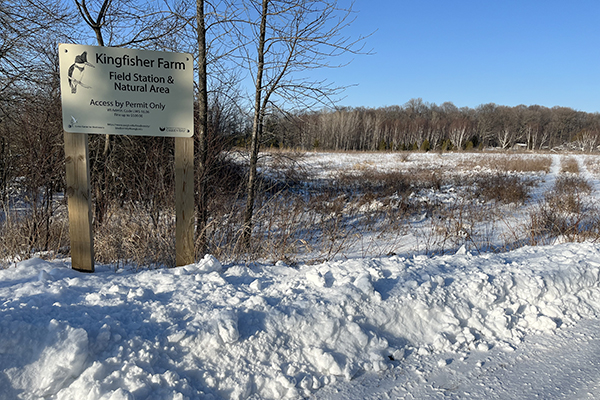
2,243,600,399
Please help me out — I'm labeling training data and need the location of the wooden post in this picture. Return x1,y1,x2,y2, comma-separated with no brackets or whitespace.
175,136,195,266
64,132,94,272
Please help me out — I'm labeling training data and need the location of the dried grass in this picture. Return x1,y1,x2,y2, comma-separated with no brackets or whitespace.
483,155,552,173
584,158,600,176
560,157,579,174
470,174,534,205
3,151,600,267
94,204,176,268
528,175,599,243
0,205,70,268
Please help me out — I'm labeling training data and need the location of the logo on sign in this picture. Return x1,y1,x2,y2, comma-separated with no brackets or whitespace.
67,51,95,94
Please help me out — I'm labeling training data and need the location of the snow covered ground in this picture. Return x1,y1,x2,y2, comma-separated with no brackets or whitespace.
3,243,600,399
2,151,600,399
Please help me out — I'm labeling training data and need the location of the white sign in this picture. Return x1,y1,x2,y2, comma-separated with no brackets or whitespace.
59,44,193,137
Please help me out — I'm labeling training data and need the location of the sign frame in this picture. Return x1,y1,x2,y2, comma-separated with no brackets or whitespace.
59,44,193,138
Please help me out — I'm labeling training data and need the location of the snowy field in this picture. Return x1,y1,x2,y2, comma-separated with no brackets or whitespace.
3,151,600,399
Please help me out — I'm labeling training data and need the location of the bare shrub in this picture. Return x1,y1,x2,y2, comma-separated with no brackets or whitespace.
334,168,445,198
266,151,309,188
0,206,70,268
479,155,552,173
204,163,421,264
409,168,444,190
410,186,512,256
550,175,592,213
469,173,533,204
560,157,579,174
207,189,354,265
423,205,475,255
529,203,600,243
554,175,592,193
584,157,600,176
227,162,537,262
528,175,599,243
333,170,408,198
198,153,312,263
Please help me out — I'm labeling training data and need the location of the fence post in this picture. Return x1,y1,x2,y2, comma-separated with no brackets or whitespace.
175,136,195,266
64,131,94,272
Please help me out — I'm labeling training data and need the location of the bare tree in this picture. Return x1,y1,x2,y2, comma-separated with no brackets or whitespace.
0,2,73,254
1,0,74,117
239,0,368,246
73,0,112,227
166,0,245,256
495,106,522,149
194,0,210,255
73,0,188,48
448,114,471,150
573,128,600,152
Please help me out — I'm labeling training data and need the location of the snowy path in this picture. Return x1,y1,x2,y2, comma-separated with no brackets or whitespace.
529,153,561,203
313,318,600,399
577,155,600,201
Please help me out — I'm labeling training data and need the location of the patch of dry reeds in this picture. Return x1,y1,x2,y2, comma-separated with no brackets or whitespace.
94,204,176,268
481,155,552,173
560,157,579,174
469,174,534,205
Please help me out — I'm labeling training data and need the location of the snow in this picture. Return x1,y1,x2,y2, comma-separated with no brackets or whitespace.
3,151,600,399
259,150,562,260
313,317,600,399
2,243,600,399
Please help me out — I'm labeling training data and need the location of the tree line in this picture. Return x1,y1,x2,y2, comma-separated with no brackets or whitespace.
263,98,600,152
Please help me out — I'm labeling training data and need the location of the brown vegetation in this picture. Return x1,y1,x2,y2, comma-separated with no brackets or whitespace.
560,157,580,174
4,0,600,268
480,155,552,173
529,175,599,243
471,174,533,205
2,150,600,268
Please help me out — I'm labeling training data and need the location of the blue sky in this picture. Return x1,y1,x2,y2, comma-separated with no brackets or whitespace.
326,0,600,112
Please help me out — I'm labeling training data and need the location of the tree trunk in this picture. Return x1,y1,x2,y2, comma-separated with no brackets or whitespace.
242,0,268,248
86,3,112,228
196,0,209,254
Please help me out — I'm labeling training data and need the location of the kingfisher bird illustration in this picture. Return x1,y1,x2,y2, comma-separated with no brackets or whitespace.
67,51,94,94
